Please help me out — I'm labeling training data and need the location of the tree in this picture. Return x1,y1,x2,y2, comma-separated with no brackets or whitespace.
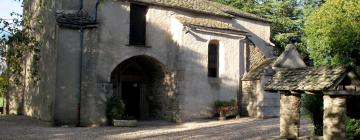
216,0,258,13
216,0,316,59
305,1,360,139
305,0,360,74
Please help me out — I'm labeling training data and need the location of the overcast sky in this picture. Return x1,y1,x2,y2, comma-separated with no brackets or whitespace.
0,0,23,20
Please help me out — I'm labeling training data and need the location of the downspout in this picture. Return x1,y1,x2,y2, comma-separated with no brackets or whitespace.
78,0,84,126
238,36,247,116
94,0,100,23
78,0,100,126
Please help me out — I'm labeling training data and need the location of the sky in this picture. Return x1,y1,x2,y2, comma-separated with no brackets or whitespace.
0,0,22,38
0,0,23,20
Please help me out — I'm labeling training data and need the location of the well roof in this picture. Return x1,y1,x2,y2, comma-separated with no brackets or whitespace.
265,66,349,91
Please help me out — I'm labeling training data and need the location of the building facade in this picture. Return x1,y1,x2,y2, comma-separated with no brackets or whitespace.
6,0,274,126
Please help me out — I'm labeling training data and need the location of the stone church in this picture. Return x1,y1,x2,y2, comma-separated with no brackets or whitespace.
5,0,279,126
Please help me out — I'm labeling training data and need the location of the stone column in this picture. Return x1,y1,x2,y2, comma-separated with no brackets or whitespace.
280,91,301,139
323,95,347,140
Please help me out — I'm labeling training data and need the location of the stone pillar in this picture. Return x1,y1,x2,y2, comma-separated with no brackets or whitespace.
323,95,347,140
280,91,301,139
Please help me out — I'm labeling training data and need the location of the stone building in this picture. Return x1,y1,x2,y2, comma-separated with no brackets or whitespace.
5,0,275,126
240,44,306,118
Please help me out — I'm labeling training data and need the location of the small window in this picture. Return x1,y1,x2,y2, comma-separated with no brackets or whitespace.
208,40,219,78
129,3,148,46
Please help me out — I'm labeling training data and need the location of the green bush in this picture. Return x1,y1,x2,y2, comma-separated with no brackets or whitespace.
301,94,323,136
346,118,360,140
106,96,125,120
347,97,360,139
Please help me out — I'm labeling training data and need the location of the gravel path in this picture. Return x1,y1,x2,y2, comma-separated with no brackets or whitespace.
0,115,312,140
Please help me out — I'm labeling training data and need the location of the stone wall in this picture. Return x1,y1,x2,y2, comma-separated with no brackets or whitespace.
180,27,243,121
280,92,301,139
248,41,267,70
234,17,272,58
323,95,347,140
241,77,279,118
240,80,258,117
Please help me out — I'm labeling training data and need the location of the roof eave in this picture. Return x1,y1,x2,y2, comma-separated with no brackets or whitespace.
187,25,247,36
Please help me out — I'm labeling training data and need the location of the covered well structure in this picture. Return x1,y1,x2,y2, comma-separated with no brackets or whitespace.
266,66,360,139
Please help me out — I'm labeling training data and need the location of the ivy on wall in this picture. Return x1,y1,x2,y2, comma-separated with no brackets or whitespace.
0,0,44,90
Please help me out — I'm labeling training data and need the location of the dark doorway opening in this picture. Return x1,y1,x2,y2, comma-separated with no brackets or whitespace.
111,55,173,121
121,82,141,119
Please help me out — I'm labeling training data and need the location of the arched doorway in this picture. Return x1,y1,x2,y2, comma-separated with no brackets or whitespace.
110,55,172,120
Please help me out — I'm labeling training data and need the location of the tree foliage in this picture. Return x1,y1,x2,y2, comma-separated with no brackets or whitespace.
305,0,360,74
304,1,360,138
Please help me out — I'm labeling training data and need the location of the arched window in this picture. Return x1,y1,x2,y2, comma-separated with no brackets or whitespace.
208,40,219,78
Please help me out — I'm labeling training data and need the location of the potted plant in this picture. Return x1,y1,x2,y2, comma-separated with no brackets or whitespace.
214,99,239,120
106,96,137,127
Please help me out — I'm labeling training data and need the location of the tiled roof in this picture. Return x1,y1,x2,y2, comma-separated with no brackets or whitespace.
265,66,349,91
131,0,270,22
242,58,276,81
133,0,228,16
176,16,247,33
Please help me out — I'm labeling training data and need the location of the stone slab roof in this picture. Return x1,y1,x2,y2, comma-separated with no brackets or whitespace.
265,66,349,91
242,58,276,81
130,0,270,22
56,10,96,28
176,16,247,33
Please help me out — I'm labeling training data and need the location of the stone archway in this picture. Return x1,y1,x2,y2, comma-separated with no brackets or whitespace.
110,55,175,121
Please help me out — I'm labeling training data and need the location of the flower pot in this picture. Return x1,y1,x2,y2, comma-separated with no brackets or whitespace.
113,119,138,127
217,106,239,120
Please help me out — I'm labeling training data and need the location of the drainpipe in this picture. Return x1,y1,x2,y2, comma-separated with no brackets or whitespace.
78,0,100,126
94,0,100,23
78,0,84,126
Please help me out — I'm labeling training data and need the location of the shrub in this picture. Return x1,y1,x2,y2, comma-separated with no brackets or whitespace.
346,118,360,140
214,99,238,118
106,96,125,120
346,96,360,139
301,94,323,136
214,99,237,109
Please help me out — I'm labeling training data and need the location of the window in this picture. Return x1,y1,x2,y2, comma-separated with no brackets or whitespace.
129,3,148,46
208,40,219,77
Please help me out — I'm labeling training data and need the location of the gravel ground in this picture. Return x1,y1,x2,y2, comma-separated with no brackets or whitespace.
0,115,312,140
